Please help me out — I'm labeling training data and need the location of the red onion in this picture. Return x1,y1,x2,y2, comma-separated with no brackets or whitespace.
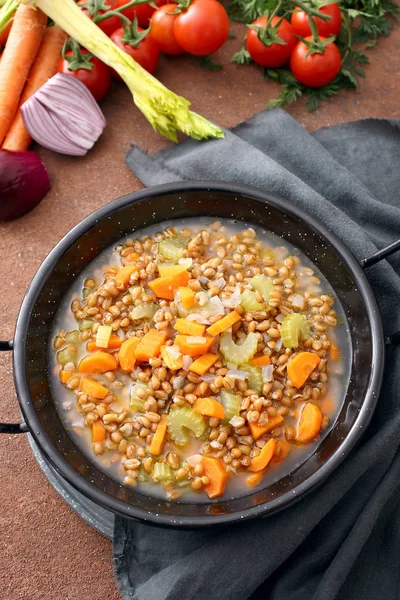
21,73,106,157
0,150,50,221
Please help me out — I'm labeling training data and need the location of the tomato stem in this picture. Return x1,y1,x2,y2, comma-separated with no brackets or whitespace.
120,14,151,47
62,37,95,71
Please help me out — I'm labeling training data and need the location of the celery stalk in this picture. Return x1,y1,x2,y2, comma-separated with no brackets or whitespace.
22,0,224,142
0,0,17,33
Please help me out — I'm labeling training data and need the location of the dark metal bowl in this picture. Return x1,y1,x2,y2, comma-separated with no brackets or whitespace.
1,181,397,527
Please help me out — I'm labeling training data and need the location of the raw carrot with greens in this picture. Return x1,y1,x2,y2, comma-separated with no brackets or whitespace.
135,329,168,362
194,397,225,419
249,414,284,440
189,353,218,375
0,4,47,145
148,271,190,300
149,414,168,455
179,286,195,309
92,420,106,443
118,337,140,372
173,318,205,337
175,335,214,357
249,354,271,367
87,334,123,352
296,402,323,443
287,351,320,389
78,351,118,373
2,24,67,151
248,438,277,472
80,376,108,400
206,310,241,336
202,456,227,499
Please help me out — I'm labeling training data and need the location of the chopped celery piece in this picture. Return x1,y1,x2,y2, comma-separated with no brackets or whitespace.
251,275,274,302
241,364,263,394
96,325,112,348
57,345,77,366
220,390,241,422
220,332,258,365
138,469,150,483
65,330,80,344
30,0,224,143
153,462,174,482
167,407,206,447
130,303,158,321
280,313,311,349
130,382,147,412
82,287,91,299
240,289,263,312
78,319,93,331
203,296,225,316
158,238,186,261
129,285,142,297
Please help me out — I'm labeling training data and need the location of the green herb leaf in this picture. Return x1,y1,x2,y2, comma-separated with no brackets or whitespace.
232,46,252,64
197,56,223,71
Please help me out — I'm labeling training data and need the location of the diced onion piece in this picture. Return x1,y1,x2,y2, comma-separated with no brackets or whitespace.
95,325,112,348
213,277,226,289
292,294,305,310
166,345,181,360
229,416,244,427
182,355,193,371
222,286,241,308
186,454,203,467
187,313,211,325
262,365,274,382
275,337,283,351
226,369,249,381
203,296,225,316
173,376,185,390
187,336,207,344
110,402,124,413
276,313,285,324
178,257,193,268
200,373,215,383
199,276,208,285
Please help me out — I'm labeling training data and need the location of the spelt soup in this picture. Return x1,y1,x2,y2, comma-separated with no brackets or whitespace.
50,217,351,501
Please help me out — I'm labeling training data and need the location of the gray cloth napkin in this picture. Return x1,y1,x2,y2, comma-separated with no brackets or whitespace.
114,109,400,600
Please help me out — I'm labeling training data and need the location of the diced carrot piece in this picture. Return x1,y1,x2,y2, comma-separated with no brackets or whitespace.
179,286,195,309
206,311,241,337
174,335,215,357
80,376,108,400
287,352,320,388
118,337,140,372
92,420,106,443
149,414,168,455
202,456,227,499
194,397,225,419
174,318,205,337
296,402,323,443
115,265,137,288
249,414,284,440
330,342,340,361
126,252,139,262
59,370,72,384
271,439,291,463
135,329,168,362
248,438,277,472
246,470,266,487
249,354,271,367
87,334,123,352
160,345,183,370
148,271,190,300
78,351,118,374
189,353,218,375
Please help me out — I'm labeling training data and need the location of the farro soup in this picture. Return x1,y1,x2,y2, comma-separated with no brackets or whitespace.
50,218,350,502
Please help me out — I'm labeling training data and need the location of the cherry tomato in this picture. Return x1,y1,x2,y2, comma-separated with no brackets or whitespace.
290,37,341,87
110,27,160,75
58,51,112,101
115,0,155,27
246,16,296,68
151,4,184,55
291,3,342,37
77,0,121,37
174,0,229,56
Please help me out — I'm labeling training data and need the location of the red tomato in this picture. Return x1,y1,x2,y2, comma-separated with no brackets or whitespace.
246,16,296,68
77,0,121,37
110,27,160,75
174,0,229,56
58,51,111,101
290,37,341,87
291,3,342,37
115,0,155,27
151,4,184,55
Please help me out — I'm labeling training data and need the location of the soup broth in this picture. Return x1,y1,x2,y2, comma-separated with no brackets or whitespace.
50,217,351,502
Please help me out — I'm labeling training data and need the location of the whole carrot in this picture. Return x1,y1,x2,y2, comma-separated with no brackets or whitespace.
3,25,67,151
0,4,47,145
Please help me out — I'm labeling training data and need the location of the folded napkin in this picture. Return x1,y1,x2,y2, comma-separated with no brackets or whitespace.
114,110,400,600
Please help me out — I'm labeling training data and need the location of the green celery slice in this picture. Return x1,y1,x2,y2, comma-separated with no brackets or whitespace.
130,382,147,412
153,462,174,482
167,407,206,447
220,390,241,423
78,319,94,331
57,345,77,366
158,238,186,261
280,313,311,349
65,330,80,344
240,289,263,312
130,303,158,321
251,275,274,302
241,364,263,394
220,332,258,365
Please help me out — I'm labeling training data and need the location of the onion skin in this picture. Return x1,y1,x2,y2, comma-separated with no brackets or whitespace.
0,150,51,221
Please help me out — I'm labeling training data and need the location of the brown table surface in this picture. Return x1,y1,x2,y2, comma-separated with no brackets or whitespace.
1,21,399,600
